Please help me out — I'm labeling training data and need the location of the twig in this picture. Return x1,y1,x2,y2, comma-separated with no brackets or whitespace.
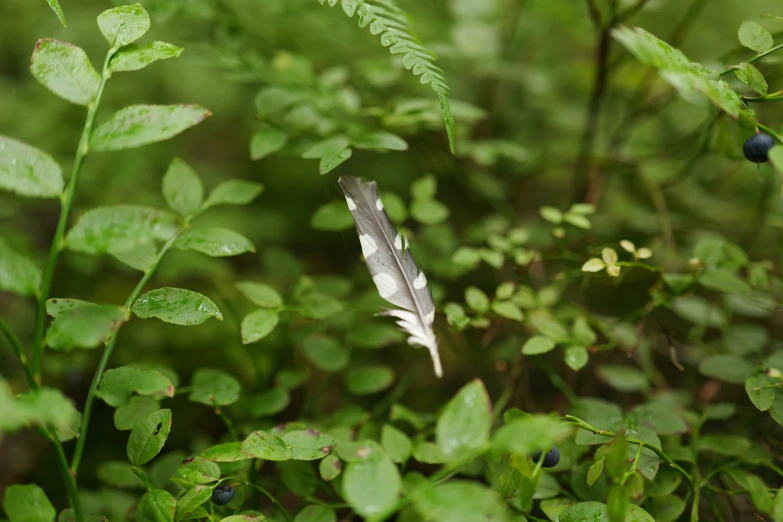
0,315,36,388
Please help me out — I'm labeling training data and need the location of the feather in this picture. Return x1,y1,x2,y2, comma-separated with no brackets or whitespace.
338,175,442,378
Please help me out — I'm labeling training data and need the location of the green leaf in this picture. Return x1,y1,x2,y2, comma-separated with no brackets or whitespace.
560,502,654,522
174,486,213,521
565,346,589,371
303,136,352,159
247,388,290,417
629,402,688,435
242,430,292,461
311,202,354,231
45,299,128,351
236,282,282,308
175,227,254,257
2,484,56,522
241,309,280,344
96,460,144,488
572,398,624,445
436,379,491,461
605,431,627,481
411,175,437,200
112,242,157,272
746,374,776,410
300,293,343,319
582,258,606,272
646,495,686,522
702,403,736,420
698,355,755,384
90,105,211,152
178,457,220,484
587,460,604,487
530,314,570,340
110,41,183,73
343,440,401,518
699,269,752,295
189,368,240,407
132,288,222,326
381,424,412,464
773,488,783,522
114,396,161,430
572,317,597,345
522,335,556,355
412,441,445,464
0,238,41,296
302,336,349,372
671,295,726,328
0,385,79,434
97,366,175,407
440,93,456,153
202,442,251,462
492,300,523,321
697,434,752,456
354,132,408,151
0,136,63,198
663,273,693,294
162,158,203,217
251,128,288,160
612,27,741,118
345,365,394,395
739,21,774,53
127,409,172,465
294,505,335,522
65,205,178,255
411,199,449,225
564,212,591,229
204,180,264,208
492,414,570,455
733,62,768,95
414,481,507,522
319,454,342,482
138,489,176,522
596,365,649,392
97,4,150,47
540,206,563,224
46,0,66,27
30,39,100,106
320,147,352,175
282,430,337,460
465,287,490,313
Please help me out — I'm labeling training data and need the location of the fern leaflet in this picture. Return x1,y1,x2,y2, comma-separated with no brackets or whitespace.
318,0,455,153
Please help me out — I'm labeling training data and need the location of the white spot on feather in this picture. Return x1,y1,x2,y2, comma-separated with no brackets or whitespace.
359,235,377,257
375,198,384,211
373,273,398,298
413,272,427,289
394,234,402,250
425,311,435,323
345,196,357,211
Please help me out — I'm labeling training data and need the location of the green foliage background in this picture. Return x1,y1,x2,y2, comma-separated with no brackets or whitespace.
2,0,783,521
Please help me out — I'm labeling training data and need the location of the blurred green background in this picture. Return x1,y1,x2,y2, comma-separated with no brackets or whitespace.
2,0,783,514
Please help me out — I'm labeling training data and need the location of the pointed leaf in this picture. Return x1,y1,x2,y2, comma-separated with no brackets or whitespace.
110,41,183,73
733,62,768,95
344,365,394,395
0,238,41,296
90,105,211,152
236,282,282,308
354,132,408,151
241,309,280,344
2,484,55,522
251,128,288,160
97,367,175,407
415,481,506,522
132,287,222,325
435,379,491,461
127,409,172,465
739,21,774,53
162,158,203,216
138,490,176,522
282,430,337,460
45,299,128,351
0,136,63,198
65,205,179,255
242,430,292,460
46,0,67,27
178,457,220,485
343,441,400,517
204,180,263,208
189,368,240,406
175,228,254,257
30,39,100,106
174,486,213,521
97,4,150,47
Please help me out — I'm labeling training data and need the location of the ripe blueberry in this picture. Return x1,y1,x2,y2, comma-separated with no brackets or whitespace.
211,485,235,506
530,446,560,468
743,133,775,163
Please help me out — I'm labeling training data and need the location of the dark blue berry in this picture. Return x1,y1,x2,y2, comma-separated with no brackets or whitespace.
211,485,235,506
743,133,775,163
530,446,560,468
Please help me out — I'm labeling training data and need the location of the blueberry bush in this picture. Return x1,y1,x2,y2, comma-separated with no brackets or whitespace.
2,1,783,521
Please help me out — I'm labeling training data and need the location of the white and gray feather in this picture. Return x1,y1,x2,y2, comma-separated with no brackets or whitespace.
338,175,442,378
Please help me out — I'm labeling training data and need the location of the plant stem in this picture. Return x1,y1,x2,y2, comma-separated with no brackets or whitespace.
31,48,116,380
48,429,84,522
0,315,36,388
720,42,783,76
233,479,293,522
71,234,179,473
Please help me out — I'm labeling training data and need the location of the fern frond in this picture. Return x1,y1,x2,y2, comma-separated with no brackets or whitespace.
318,0,455,153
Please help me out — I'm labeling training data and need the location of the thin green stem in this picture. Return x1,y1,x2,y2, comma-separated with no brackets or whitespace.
217,408,238,441
757,123,783,144
0,315,36,388
49,429,84,522
31,48,116,380
132,466,156,491
561,415,695,489
232,479,292,522
720,42,783,76
71,234,179,473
